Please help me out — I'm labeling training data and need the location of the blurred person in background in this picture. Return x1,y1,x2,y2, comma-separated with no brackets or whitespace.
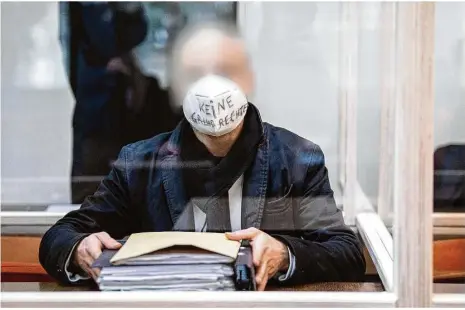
60,2,166,204
434,144,465,212
41,22,365,290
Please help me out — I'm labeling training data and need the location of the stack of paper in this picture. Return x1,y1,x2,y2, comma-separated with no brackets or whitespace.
95,232,241,291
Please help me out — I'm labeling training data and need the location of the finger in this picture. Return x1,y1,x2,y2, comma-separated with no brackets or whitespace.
251,235,267,267
87,268,98,281
255,260,268,285
78,261,97,280
86,242,103,261
87,268,99,281
96,232,122,250
92,268,101,279
82,254,95,266
82,254,98,272
225,227,260,241
80,255,99,280
80,259,99,281
258,274,269,291
76,242,94,266
107,58,122,67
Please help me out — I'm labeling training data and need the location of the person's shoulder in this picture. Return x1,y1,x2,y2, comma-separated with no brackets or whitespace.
122,131,172,158
264,123,328,191
264,123,323,156
265,123,325,170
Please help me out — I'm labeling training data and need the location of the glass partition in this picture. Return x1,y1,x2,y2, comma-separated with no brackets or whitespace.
1,1,463,308
356,2,381,211
431,1,465,290
249,2,343,204
1,2,72,208
433,2,465,215
1,1,385,297
378,2,465,225
373,2,465,306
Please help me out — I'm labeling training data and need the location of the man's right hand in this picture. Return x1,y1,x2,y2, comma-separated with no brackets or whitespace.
72,232,122,280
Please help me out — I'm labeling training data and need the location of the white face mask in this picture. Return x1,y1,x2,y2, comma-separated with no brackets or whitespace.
183,75,249,137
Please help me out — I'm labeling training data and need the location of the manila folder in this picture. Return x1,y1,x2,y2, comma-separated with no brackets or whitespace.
110,232,240,264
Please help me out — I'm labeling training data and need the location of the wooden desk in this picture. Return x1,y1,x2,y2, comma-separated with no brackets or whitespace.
2,282,463,293
2,282,463,308
0,282,391,308
1,282,384,292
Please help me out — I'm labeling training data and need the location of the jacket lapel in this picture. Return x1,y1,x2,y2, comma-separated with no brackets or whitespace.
160,104,270,230
159,122,188,225
241,125,269,229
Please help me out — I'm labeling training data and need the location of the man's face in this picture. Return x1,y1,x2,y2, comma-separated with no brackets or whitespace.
212,37,254,96
178,34,254,99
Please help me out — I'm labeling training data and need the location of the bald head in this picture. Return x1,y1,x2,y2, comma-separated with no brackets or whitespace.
169,22,254,104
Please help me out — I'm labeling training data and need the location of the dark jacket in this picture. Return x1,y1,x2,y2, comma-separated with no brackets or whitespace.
39,107,366,285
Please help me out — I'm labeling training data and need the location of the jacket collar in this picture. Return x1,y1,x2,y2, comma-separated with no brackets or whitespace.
159,103,269,228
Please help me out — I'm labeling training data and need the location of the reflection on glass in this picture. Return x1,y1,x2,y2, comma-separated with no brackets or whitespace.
13,3,67,90
434,3,465,213
134,2,236,87
432,2,465,289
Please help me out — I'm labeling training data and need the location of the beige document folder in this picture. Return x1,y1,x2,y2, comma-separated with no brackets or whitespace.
110,232,241,264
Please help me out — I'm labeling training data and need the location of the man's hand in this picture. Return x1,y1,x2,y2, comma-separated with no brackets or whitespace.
72,232,121,281
107,57,131,76
226,228,289,291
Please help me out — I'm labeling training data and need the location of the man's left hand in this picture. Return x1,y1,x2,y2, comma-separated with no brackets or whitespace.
107,57,130,76
226,227,289,291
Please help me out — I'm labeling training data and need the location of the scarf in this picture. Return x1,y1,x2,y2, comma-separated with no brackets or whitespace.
178,104,263,232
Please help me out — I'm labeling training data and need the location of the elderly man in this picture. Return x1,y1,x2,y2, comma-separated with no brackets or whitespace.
40,23,365,290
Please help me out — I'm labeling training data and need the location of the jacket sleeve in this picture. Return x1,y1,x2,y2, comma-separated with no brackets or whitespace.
39,146,136,285
274,147,366,284
80,2,147,61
